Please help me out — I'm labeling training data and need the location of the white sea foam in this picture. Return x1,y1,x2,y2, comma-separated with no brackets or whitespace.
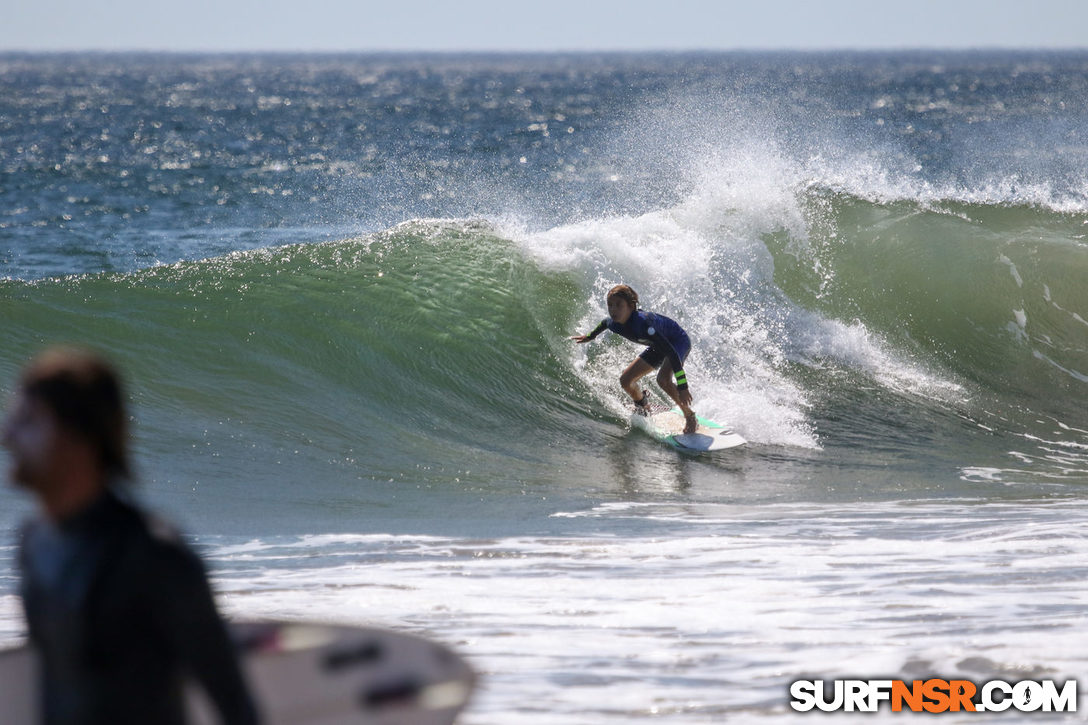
511,139,968,449
3,500,1087,721
139,499,1088,723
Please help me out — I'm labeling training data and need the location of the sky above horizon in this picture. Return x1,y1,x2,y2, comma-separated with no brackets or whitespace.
4,0,1086,53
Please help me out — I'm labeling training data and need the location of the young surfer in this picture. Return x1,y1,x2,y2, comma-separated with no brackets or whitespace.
571,284,697,434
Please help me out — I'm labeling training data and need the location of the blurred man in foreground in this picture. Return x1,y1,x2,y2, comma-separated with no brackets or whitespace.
2,347,258,724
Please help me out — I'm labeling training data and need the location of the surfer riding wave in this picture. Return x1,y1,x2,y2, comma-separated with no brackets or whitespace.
571,284,697,434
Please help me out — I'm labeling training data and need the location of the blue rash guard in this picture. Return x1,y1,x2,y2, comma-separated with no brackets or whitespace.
585,310,692,390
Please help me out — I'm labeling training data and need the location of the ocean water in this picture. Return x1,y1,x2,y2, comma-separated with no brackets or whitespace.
2,51,1088,722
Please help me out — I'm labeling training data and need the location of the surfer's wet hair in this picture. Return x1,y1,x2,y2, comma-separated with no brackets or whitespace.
606,284,639,308
19,347,132,481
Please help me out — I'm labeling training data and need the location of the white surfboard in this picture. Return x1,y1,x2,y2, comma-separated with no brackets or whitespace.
631,406,747,452
0,621,476,725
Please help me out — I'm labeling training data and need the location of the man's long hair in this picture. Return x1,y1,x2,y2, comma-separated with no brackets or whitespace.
20,347,132,481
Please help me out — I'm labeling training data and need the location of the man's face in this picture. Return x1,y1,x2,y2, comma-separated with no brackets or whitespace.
1,392,64,490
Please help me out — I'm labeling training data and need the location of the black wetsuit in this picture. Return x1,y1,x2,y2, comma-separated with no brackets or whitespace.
18,488,258,724
585,310,692,390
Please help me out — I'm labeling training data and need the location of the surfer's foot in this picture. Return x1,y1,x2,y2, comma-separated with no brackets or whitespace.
633,390,651,416
683,411,697,434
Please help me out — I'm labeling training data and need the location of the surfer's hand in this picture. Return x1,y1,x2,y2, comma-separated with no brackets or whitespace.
683,410,698,435
678,389,693,407
569,335,590,343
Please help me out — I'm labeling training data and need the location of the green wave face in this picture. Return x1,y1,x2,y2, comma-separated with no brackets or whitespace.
3,199,1088,506
4,220,579,431
0,221,611,514
768,192,1088,410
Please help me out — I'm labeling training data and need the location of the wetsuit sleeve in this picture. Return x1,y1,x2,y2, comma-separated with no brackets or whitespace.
154,543,260,724
584,318,609,341
646,327,689,390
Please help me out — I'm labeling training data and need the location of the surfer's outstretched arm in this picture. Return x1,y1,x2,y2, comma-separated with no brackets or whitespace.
570,319,609,344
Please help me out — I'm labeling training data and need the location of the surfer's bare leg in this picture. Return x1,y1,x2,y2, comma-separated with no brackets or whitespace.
657,363,697,433
620,358,654,406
